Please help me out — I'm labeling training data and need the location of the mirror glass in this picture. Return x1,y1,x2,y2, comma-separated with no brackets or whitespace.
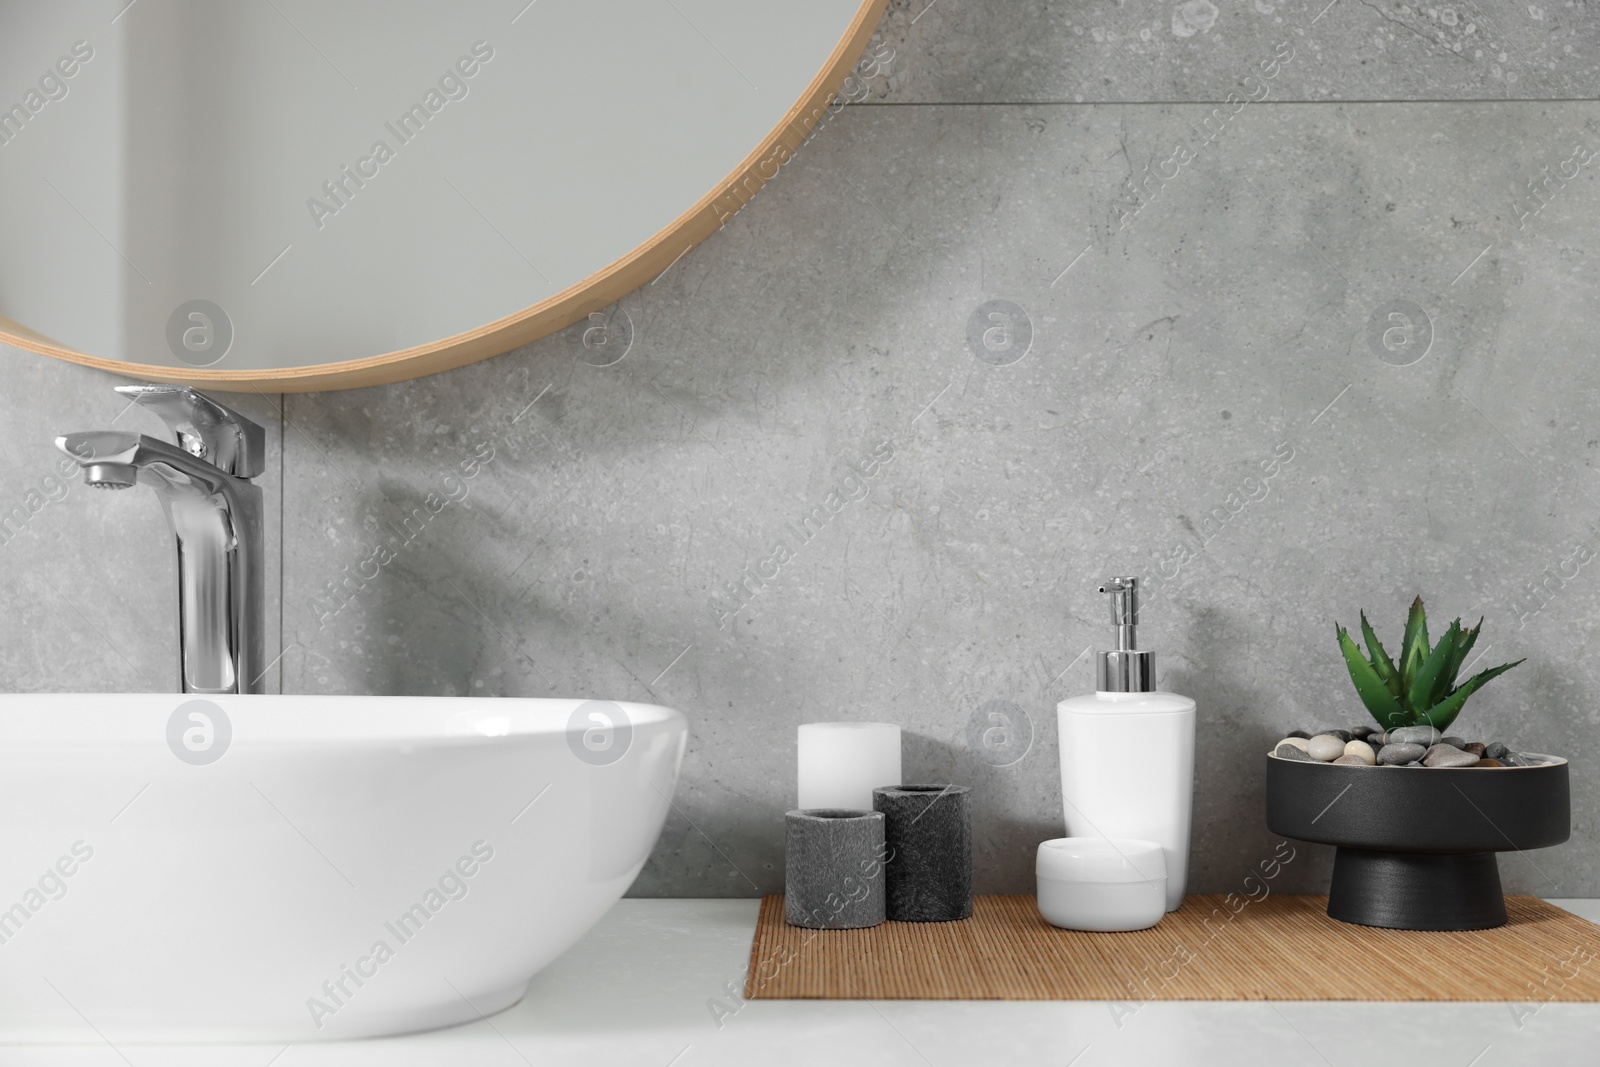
0,0,876,385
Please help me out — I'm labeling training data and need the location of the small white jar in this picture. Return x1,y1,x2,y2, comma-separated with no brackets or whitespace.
1036,837,1168,932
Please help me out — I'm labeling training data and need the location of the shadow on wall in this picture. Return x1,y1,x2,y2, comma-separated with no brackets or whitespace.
904,730,1062,896
630,728,1068,897
1167,604,1337,896
338,476,576,697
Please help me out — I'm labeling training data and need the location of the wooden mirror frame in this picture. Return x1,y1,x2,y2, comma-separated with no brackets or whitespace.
0,0,886,392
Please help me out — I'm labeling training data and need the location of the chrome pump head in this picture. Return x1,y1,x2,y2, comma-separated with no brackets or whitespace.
1095,576,1155,693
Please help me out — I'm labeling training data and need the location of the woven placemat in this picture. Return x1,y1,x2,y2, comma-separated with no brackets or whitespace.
745,894,1600,1001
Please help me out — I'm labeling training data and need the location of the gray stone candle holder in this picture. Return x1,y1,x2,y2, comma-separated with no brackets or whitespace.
873,784,973,922
784,809,888,929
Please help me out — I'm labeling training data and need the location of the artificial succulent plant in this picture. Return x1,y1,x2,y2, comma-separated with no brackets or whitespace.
1335,597,1523,732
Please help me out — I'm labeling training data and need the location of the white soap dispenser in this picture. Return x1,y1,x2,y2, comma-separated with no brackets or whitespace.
1057,576,1195,911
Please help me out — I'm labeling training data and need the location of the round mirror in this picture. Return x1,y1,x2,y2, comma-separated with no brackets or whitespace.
0,0,885,389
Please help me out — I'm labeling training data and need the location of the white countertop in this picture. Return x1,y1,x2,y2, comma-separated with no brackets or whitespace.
8,899,1600,1066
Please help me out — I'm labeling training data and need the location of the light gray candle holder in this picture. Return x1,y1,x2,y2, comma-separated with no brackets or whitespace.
784,809,887,929
874,784,973,922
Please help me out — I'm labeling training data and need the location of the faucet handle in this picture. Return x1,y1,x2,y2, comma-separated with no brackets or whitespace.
115,384,266,479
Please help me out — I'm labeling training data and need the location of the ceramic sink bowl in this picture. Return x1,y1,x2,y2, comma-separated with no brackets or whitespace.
0,693,687,1042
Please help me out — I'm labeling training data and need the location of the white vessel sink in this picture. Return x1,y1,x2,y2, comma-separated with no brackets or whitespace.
0,694,687,1043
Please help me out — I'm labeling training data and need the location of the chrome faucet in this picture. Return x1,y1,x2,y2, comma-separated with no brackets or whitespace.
58,384,267,695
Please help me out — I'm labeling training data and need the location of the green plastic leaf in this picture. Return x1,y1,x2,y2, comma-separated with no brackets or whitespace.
1409,620,1460,713
1446,617,1482,693
1338,625,1409,728
1360,611,1401,697
1431,617,1468,706
1418,658,1526,732
1399,596,1430,697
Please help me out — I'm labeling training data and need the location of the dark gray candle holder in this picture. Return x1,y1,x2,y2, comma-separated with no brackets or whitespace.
784,809,888,929
873,784,972,922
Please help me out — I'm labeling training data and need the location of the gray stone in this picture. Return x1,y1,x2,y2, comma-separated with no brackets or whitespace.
1275,743,1316,763
1389,726,1443,747
874,785,972,922
1331,754,1369,767
1423,743,1463,761
1365,731,1387,748
1377,743,1427,766
1307,734,1347,761
1441,736,1467,749
1349,726,1375,740
1485,743,1511,761
1424,748,1482,769
784,809,886,929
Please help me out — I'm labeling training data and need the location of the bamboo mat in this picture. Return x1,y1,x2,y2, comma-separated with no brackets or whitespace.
745,894,1600,1001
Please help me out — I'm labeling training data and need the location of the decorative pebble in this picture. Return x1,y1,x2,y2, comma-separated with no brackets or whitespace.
1424,747,1481,768
1342,739,1377,765
1275,728,1546,770
1389,725,1442,747
1307,734,1347,761
1376,742,1426,766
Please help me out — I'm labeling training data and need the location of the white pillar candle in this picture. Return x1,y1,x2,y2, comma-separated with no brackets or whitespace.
797,722,902,811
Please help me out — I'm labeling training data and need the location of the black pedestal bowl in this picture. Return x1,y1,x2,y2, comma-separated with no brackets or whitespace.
1266,752,1569,930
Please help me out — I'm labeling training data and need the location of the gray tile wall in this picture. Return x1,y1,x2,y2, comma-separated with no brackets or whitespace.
5,0,1599,898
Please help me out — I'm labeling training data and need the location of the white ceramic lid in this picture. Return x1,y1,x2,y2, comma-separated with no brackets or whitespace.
1036,837,1167,884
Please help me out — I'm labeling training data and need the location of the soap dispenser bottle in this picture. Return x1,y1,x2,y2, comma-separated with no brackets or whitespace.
1057,576,1195,911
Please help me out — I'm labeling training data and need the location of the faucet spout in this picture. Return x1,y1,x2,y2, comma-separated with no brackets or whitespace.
57,401,266,695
